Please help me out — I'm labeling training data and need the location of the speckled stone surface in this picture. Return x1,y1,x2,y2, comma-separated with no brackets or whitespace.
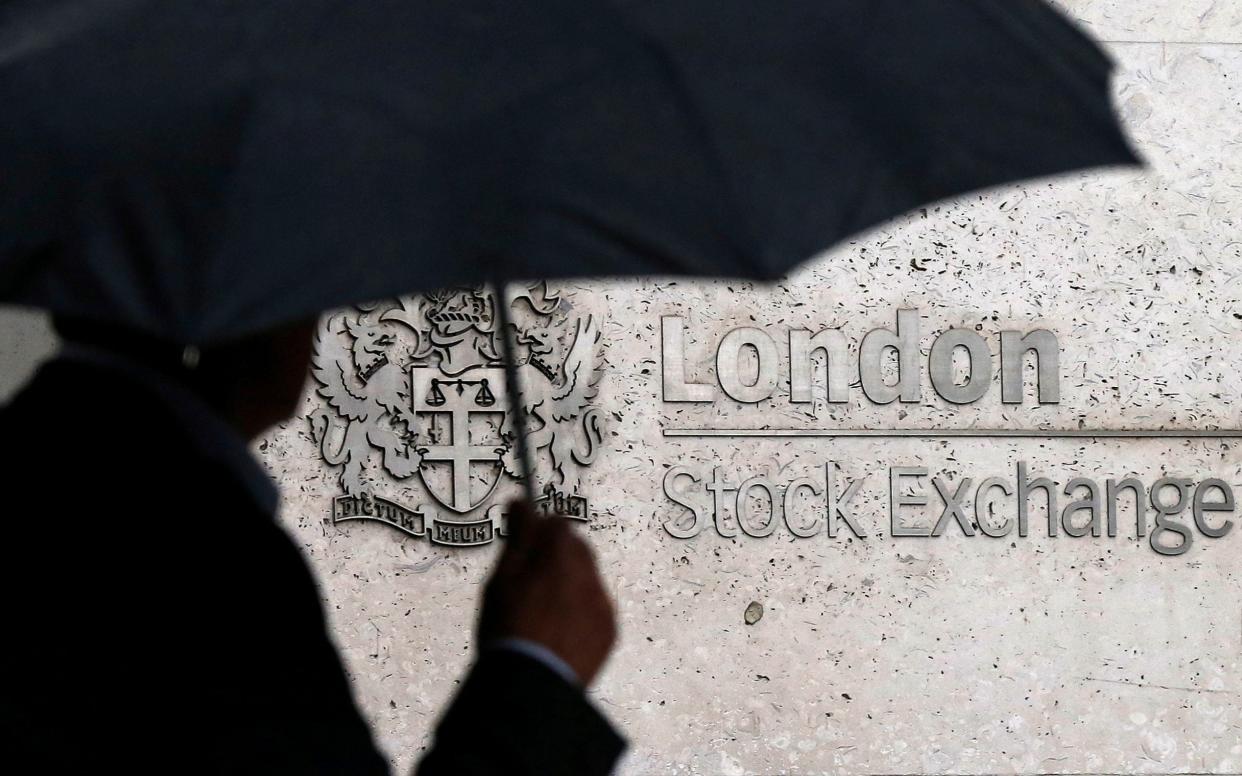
1054,0,1242,42
2,3,1240,774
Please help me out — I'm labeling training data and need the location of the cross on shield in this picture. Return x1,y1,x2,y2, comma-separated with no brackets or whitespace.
411,364,509,513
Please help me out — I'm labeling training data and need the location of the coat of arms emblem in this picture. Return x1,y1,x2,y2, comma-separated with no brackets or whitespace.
308,284,606,546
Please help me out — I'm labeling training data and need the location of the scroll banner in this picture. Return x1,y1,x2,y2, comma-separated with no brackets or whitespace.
332,485,588,547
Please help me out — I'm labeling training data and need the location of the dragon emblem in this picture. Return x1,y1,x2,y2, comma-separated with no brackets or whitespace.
501,313,605,492
308,283,607,546
308,314,422,498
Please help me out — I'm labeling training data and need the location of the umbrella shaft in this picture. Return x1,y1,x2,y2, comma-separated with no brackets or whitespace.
493,281,539,507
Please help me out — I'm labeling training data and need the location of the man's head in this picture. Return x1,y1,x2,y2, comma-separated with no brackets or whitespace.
52,315,319,440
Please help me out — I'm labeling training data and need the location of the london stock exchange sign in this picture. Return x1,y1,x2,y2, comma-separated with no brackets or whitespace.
309,284,605,547
659,310,1240,557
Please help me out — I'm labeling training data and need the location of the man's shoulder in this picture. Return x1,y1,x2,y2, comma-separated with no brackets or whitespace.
4,356,182,425
8,356,185,441
0,357,253,513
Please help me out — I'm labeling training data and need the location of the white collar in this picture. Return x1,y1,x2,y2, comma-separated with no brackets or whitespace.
57,342,280,515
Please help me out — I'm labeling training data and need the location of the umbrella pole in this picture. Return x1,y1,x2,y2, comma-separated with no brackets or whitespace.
492,280,540,508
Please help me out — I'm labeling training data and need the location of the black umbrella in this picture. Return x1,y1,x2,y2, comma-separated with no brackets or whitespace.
0,0,1137,498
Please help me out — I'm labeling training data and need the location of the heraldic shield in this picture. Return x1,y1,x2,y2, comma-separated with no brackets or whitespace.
411,363,509,514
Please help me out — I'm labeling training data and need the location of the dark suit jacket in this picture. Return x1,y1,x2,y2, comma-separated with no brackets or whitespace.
0,356,624,774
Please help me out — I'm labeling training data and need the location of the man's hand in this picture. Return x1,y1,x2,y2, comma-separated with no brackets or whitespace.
478,501,617,687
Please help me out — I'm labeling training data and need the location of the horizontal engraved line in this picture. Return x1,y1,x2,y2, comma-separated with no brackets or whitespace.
663,428,1242,439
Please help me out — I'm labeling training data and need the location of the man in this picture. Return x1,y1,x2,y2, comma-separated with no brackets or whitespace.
0,316,624,774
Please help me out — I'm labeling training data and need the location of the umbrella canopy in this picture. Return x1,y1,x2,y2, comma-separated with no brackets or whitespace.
0,0,1136,346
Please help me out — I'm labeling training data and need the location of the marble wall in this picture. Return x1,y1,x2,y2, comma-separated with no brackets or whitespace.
2,2,1239,773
